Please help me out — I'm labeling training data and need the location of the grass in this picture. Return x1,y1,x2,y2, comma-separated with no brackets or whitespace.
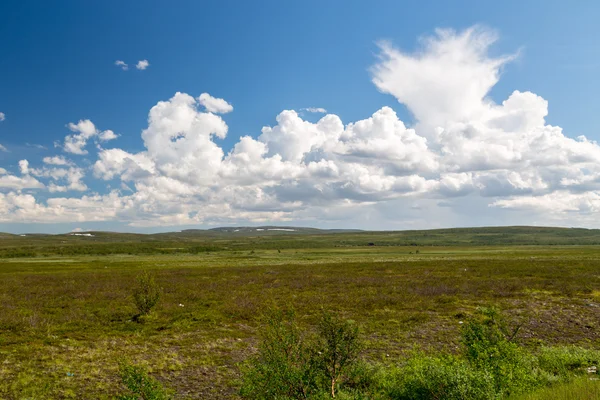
512,378,600,400
0,229,599,398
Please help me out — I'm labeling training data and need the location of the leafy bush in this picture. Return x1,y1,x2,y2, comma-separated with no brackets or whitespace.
537,345,600,381
239,306,599,399
382,354,496,400
133,270,161,317
116,362,173,400
335,360,384,399
461,307,541,397
240,309,363,399
240,308,320,399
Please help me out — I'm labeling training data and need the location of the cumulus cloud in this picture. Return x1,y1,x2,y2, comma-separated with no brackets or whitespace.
136,60,149,70
2,26,600,228
63,119,118,155
19,160,29,175
372,26,516,136
0,112,5,121
0,165,44,190
43,155,72,166
115,60,128,70
17,160,88,193
198,93,233,114
491,191,600,213
0,176,44,190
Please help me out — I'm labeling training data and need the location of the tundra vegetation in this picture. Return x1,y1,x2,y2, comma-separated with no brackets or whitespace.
133,270,162,320
0,226,599,398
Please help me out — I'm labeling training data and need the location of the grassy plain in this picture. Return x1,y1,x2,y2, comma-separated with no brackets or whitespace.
0,227,599,398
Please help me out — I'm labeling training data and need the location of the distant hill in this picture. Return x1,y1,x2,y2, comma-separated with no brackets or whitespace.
3,226,600,258
1,225,598,239
182,226,362,235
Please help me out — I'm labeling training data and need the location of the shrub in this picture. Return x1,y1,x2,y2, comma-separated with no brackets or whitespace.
336,360,384,398
537,345,600,381
383,354,496,400
315,312,361,398
133,270,161,317
116,362,173,400
240,309,364,399
240,308,320,399
461,307,540,397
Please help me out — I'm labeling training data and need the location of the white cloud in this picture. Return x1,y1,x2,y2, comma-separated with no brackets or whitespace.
63,119,118,155
0,112,5,121
115,60,128,70
98,130,118,141
0,165,44,190
21,161,88,193
94,148,155,181
43,155,72,166
198,93,233,114
0,176,44,190
301,107,327,114
3,26,600,228
0,144,7,152
19,160,29,175
0,191,124,223
136,60,149,70
372,26,516,136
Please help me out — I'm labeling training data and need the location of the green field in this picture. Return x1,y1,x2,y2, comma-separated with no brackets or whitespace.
1,227,599,398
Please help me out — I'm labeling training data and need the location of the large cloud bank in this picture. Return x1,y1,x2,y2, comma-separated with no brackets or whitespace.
2,27,600,228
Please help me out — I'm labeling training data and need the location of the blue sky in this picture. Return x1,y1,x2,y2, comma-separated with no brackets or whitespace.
1,1,600,233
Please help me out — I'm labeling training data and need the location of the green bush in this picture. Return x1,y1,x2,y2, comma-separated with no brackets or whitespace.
240,309,363,399
240,308,320,399
239,306,599,399
335,360,385,399
461,307,541,397
133,271,161,317
537,346,600,381
116,362,173,400
383,354,496,400
315,312,362,397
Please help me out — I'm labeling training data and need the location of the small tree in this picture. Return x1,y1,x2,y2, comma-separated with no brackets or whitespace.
133,270,161,317
316,312,361,398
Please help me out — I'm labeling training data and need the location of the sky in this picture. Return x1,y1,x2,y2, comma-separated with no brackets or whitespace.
1,0,600,233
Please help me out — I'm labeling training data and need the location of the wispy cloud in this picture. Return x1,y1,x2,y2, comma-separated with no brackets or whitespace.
301,107,327,114
26,143,47,150
0,144,7,152
0,112,5,121
136,60,150,70
114,60,129,71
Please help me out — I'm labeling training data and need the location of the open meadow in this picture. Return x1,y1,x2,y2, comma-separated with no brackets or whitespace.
1,227,599,398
